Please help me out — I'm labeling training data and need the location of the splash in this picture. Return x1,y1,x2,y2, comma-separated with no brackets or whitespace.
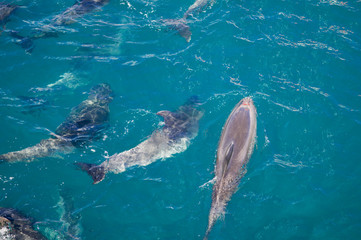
0,225,13,240
47,72,86,89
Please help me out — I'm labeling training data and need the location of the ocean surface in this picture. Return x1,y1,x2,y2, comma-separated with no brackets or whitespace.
1,0,361,239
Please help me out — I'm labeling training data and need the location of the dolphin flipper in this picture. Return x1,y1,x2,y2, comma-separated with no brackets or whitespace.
163,19,191,42
75,162,105,184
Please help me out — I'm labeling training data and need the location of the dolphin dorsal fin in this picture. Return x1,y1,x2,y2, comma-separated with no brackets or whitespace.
222,142,234,176
157,110,175,127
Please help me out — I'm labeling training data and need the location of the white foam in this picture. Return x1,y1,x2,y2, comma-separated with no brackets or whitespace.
47,72,86,89
0,226,13,240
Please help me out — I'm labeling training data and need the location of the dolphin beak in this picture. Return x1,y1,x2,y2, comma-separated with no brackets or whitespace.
241,97,253,106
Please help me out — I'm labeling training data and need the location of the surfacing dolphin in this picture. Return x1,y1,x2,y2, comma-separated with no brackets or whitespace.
76,96,203,184
0,83,113,163
163,0,213,42
204,97,257,240
0,207,47,240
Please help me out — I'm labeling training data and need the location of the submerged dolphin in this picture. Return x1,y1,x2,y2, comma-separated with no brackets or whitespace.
0,3,35,53
0,2,18,41
37,0,109,38
0,83,113,163
76,96,203,184
0,2,18,27
163,0,213,42
0,207,47,240
204,97,257,240
52,0,110,26
11,0,109,52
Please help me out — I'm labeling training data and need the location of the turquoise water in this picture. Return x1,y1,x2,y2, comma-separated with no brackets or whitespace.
1,0,361,239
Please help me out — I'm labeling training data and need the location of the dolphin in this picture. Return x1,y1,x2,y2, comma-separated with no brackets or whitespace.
0,2,18,28
0,3,34,52
76,96,203,184
51,0,110,26
163,0,213,42
0,2,19,43
0,83,113,163
36,0,109,38
0,207,47,240
204,97,257,240
0,3,35,53
11,0,109,52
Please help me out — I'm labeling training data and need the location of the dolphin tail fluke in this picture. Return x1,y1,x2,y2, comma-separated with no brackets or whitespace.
8,30,34,53
163,19,191,42
75,162,106,184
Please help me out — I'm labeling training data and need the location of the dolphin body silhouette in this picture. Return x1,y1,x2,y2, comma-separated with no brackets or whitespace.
34,0,109,40
0,83,113,163
0,207,47,240
204,97,257,240
51,0,109,26
0,2,18,26
76,97,203,184
11,0,109,52
163,0,213,42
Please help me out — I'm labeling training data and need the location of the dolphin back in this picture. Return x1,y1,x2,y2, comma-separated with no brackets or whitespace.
205,97,257,239
54,83,113,146
157,96,203,140
183,0,211,19
0,3,18,23
53,0,109,25
163,19,191,42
